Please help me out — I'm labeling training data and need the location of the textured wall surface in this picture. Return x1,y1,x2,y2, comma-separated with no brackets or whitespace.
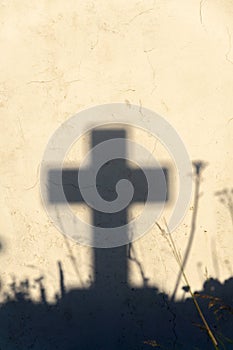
0,1,232,349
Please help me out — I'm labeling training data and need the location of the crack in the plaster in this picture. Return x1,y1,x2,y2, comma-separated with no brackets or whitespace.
144,50,157,94
64,79,81,85
27,79,80,85
49,180,95,191
118,89,136,92
123,7,154,26
139,99,146,122
145,52,155,80
27,79,58,84
150,139,158,157
24,164,40,190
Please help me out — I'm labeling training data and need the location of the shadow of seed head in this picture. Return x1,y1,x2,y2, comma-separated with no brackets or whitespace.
192,161,208,176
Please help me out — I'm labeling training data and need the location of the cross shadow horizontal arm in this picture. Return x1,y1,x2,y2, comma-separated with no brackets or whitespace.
48,167,169,204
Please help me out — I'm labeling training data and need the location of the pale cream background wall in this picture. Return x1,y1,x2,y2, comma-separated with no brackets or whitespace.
0,0,232,301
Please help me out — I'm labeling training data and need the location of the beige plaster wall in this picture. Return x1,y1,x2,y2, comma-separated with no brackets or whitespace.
0,0,232,301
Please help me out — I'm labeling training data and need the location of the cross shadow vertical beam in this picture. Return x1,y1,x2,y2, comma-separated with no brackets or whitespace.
91,130,128,292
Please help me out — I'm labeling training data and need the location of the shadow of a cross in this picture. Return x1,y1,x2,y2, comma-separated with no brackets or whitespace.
48,128,169,292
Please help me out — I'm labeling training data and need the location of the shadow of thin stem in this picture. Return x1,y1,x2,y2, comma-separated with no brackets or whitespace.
128,243,149,287
55,206,84,287
171,161,207,301
58,261,66,298
34,276,47,304
63,235,84,287
157,220,219,350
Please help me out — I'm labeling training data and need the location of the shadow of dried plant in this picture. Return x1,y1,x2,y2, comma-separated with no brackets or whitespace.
0,259,232,350
215,188,233,226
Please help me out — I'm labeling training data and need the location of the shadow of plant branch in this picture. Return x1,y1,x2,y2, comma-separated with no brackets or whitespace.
171,160,208,301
